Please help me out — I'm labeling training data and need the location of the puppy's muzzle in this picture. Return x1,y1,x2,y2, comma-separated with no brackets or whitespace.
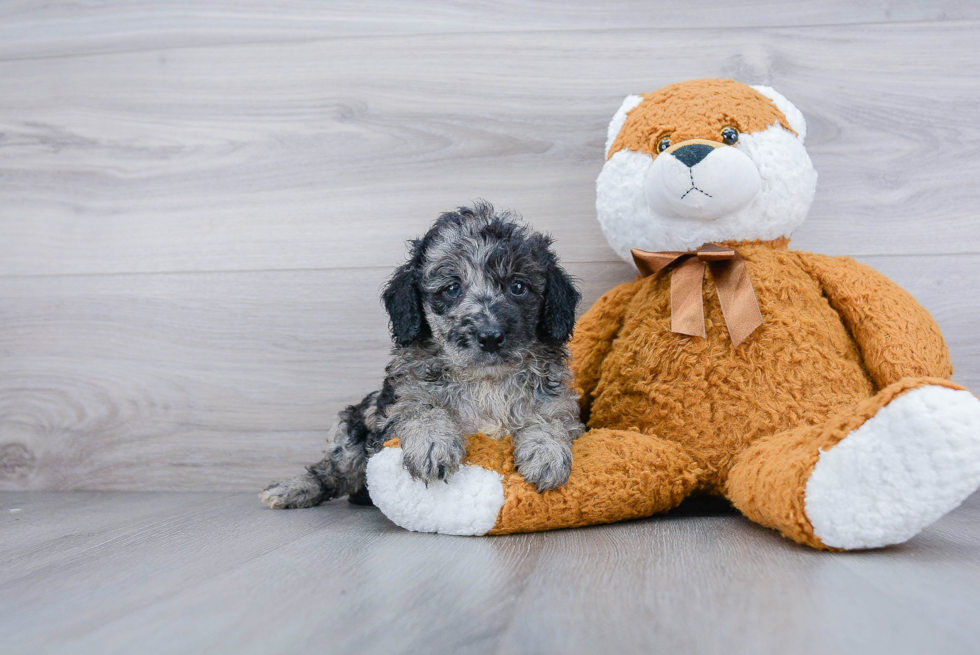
645,138,761,221
477,329,505,354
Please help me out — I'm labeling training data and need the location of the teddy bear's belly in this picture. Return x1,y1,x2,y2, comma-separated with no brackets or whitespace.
586,257,876,480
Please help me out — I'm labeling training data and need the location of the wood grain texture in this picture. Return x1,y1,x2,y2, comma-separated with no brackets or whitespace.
0,263,627,490
2,21,980,277
2,1,978,60
0,256,975,492
1,490,979,654
0,3,979,491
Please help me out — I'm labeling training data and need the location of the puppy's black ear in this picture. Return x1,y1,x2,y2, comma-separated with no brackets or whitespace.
539,258,580,345
382,244,429,347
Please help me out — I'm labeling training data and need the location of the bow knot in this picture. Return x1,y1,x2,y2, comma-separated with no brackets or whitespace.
631,243,763,347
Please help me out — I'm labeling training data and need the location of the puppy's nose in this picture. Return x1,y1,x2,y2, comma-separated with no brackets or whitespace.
477,330,505,353
672,143,715,168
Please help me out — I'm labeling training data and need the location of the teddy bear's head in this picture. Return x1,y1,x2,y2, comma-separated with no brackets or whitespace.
596,78,817,262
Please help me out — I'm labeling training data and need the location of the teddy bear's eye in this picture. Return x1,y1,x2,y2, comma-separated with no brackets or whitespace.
721,127,739,145
657,137,671,153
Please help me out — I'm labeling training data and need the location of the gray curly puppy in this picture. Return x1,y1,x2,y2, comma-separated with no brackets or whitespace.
261,202,584,509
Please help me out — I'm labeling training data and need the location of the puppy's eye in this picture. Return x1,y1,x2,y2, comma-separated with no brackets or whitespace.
509,280,528,296
721,127,739,145
444,283,462,298
657,137,671,153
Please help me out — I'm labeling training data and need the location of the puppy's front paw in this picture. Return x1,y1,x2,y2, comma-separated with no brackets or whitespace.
514,437,572,492
401,435,466,485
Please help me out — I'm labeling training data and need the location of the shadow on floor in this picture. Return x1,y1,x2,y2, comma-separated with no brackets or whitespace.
664,495,739,517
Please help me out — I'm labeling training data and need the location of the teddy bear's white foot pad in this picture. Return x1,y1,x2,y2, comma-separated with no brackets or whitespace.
805,385,980,549
366,447,505,536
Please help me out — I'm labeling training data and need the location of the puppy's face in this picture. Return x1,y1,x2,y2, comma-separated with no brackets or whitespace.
421,219,549,367
382,204,580,368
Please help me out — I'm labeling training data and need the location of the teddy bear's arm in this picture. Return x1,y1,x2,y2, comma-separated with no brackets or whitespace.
570,279,642,422
796,252,952,387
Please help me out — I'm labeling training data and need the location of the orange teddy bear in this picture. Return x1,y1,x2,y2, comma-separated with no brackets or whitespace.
366,79,980,550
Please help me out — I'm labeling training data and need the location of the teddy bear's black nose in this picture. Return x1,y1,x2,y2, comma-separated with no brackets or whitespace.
672,143,715,168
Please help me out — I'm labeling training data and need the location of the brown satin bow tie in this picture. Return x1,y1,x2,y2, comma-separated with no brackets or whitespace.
631,243,763,347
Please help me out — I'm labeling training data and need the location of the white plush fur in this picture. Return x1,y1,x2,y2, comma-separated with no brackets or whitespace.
596,123,818,262
645,144,762,221
366,447,505,536
805,386,980,549
604,95,643,158
751,85,807,141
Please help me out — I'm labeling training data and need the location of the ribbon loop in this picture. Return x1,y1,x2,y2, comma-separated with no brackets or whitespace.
631,243,763,347
695,243,736,262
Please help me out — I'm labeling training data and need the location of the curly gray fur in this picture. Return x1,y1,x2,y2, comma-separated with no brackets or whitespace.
261,202,584,509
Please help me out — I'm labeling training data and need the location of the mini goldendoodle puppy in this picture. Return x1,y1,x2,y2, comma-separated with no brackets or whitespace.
261,202,584,509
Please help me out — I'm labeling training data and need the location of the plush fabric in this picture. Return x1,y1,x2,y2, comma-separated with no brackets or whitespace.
726,376,965,549
803,384,980,549
367,443,505,536
607,79,796,160
596,80,818,259
366,78,980,549
573,243,953,472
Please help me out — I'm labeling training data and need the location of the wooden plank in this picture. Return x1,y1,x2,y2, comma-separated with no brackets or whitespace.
0,492,402,651
1,490,978,654
2,21,980,278
2,1,977,61
498,492,980,655
0,255,975,492
0,491,543,654
0,263,631,491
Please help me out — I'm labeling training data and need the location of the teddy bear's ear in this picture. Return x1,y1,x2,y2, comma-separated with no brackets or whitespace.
605,94,644,158
751,85,807,142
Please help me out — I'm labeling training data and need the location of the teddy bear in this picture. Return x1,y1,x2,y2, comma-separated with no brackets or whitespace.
364,78,980,550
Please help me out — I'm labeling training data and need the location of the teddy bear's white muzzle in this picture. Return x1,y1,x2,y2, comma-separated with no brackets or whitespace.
645,143,762,222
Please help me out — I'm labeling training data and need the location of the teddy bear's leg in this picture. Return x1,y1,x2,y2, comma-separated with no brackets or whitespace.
725,377,980,550
366,429,701,535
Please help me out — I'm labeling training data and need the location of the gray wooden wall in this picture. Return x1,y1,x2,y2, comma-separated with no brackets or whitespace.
1,1,979,491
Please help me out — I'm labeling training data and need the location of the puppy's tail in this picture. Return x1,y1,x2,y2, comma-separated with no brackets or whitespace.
260,389,381,509
259,468,332,509
260,448,370,509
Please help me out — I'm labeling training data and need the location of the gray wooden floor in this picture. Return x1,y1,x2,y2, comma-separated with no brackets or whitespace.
3,3,980,654
2,490,979,655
